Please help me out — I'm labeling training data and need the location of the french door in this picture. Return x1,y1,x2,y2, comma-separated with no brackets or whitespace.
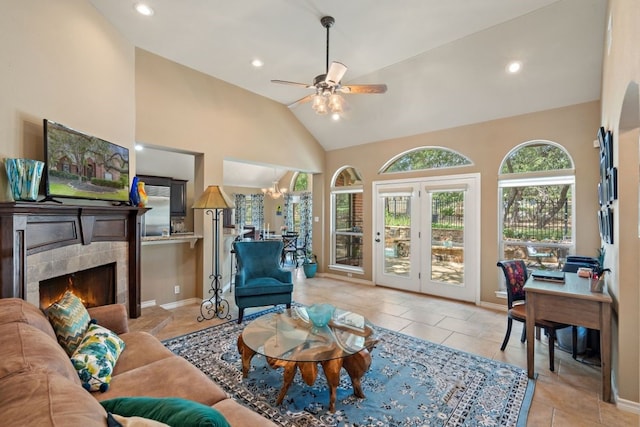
373,174,480,302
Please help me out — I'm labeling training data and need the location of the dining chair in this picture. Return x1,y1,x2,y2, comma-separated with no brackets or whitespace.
280,233,298,266
497,259,573,371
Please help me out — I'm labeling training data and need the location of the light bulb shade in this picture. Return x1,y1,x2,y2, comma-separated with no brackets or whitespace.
314,102,328,115
192,185,234,209
312,94,325,109
328,94,344,113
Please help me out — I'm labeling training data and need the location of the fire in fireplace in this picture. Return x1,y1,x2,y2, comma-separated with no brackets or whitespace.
39,263,116,309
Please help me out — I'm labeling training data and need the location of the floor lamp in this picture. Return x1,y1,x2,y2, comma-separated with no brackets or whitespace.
193,185,235,321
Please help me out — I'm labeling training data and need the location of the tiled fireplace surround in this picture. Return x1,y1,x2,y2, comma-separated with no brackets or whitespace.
27,241,128,308
0,202,145,318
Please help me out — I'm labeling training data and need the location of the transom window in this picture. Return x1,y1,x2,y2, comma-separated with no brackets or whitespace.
380,146,472,173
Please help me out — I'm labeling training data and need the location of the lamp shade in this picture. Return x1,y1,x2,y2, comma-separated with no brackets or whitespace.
192,185,235,209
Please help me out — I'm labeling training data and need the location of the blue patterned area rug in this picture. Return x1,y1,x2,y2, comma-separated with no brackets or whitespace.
163,307,534,427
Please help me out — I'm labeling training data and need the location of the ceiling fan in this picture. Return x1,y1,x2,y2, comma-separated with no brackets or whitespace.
271,16,387,114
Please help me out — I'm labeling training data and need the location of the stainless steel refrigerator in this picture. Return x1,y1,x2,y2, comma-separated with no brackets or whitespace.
142,184,171,237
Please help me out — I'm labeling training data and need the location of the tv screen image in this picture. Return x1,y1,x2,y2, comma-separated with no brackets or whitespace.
43,119,130,202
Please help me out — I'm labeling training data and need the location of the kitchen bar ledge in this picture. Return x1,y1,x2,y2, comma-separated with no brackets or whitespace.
142,233,201,248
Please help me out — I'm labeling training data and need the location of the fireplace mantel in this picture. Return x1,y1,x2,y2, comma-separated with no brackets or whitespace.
0,202,147,318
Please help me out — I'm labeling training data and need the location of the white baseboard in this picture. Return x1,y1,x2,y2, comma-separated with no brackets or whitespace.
320,272,374,286
478,301,507,312
141,299,156,309
612,383,640,414
160,298,200,310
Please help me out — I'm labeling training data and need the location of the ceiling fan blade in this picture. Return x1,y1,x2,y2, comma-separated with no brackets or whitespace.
325,62,348,86
287,93,315,109
271,79,314,89
339,84,388,94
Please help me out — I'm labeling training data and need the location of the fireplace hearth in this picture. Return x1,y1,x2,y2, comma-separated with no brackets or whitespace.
40,263,116,310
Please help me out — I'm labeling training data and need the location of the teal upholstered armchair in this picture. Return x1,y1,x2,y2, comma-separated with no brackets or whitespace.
232,240,294,323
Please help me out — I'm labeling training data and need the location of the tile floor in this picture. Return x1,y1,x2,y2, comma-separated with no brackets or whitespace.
129,269,639,426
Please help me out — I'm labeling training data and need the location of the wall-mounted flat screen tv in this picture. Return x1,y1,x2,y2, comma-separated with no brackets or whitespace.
43,119,130,203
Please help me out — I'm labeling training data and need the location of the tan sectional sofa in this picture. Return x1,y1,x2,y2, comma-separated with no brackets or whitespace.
0,298,275,426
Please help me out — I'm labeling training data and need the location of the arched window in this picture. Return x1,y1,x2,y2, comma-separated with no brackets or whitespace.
292,172,309,192
380,146,472,173
330,166,363,271
498,141,575,291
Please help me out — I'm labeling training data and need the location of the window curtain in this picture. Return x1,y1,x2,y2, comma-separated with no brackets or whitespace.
299,191,312,252
234,194,246,231
251,193,264,229
283,193,293,231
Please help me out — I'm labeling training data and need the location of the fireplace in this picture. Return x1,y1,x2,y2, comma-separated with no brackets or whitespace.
39,263,116,310
0,202,146,318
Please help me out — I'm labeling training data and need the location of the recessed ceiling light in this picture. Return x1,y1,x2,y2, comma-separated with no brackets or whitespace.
331,113,341,121
506,61,522,74
251,59,264,68
134,3,154,16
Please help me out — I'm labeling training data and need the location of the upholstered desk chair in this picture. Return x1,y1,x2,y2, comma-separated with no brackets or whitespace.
233,240,293,323
497,259,572,371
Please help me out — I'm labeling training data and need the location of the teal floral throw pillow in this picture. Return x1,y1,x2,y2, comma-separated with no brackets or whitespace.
71,323,125,392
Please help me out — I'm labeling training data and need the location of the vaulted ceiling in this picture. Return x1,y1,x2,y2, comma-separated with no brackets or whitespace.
90,0,607,186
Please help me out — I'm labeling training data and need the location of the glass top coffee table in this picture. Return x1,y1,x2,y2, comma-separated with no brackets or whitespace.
237,305,377,412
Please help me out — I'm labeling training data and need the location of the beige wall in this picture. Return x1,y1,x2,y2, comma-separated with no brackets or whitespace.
325,101,601,303
0,0,135,199
140,242,198,305
599,0,640,405
134,49,325,302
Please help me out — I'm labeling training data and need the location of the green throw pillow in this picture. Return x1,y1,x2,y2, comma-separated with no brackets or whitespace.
46,290,91,356
100,397,231,427
71,323,125,392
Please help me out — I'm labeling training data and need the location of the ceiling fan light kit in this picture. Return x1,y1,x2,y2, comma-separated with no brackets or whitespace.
271,15,387,116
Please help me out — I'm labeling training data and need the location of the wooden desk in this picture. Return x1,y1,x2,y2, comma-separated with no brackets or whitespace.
525,272,612,401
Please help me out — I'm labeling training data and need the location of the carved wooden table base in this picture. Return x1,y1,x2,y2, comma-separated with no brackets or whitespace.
238,335,374,412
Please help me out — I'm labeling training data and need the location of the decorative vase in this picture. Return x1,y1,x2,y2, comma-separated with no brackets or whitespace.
4,158,44,201
306,303,335,329
302,262,317,278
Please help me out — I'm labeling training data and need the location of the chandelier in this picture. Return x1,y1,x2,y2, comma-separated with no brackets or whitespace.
262,180,287,199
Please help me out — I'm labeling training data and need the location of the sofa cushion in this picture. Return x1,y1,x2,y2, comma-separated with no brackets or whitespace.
71,323,125,392
212,398,279,427
94,356,228,406
0,322,81,385
108,413,169,427
0,297,56,339
46,290,92,356
101,397,230,427
113,331,174,375
0,370,107,426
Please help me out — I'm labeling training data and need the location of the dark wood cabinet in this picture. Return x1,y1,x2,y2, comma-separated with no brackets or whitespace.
137,175,188,218
170,179,188,217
